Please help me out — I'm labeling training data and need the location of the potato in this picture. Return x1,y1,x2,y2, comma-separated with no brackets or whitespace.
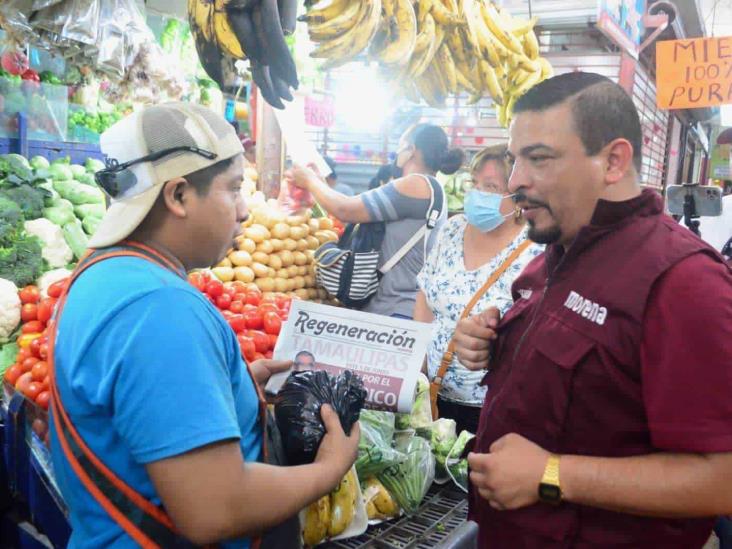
244,283,259,292
322,230,339,242
278,250,294,267
318,217,334,230
304,275,315,287
252,251,269,265
296,239,309,251
276,268,289,279
295,288,310,300
293,251,308,266
297,266,308,276
305,236,320,250
308,218,320,232
252,262,269,278
268,255,283,270
212,266,234,282
305,250,316,262
286,214,306,226
293,275,306,289
270,238,285,252
287,265,300,278
286,279,296,292
241,215,254,228
216,257,232,268
267,268,276,278
318,289,328,299
256,240,274,254
274,278,289,293
245,224,270,243
283,238,297,251
236,237,257,254
255,277,275,292
271,222,291,239
290,225,306,240
234,266,255,283
313,230,333,244
308,288,320,299
229,250,252,267
308,263,316,276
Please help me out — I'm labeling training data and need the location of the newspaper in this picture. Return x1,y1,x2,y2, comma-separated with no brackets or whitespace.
266,301,432,413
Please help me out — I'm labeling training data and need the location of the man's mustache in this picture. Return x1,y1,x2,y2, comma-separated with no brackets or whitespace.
513,192,548,209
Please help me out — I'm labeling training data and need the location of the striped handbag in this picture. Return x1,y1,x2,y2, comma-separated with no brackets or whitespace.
314,175,444,308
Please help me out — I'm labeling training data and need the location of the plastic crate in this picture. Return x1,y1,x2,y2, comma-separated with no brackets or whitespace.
322,484,477,549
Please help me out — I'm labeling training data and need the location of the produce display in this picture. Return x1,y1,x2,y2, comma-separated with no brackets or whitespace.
443,170,472,212
211,197,340,303
302,0,553,122
188,0,299,108
377,435,435,515
362,476,399,521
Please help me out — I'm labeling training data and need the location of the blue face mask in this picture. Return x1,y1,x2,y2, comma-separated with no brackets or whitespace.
464,190,514,232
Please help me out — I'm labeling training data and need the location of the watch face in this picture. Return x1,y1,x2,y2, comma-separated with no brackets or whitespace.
539,483,561,503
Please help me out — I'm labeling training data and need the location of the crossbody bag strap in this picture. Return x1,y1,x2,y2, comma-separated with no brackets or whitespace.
49,243,229,549
429,239,532,419
379,174,445,275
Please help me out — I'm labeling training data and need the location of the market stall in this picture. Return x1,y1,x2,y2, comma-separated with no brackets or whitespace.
0,0,556,546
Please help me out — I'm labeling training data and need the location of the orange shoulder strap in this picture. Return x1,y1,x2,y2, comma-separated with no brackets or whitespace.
429,239,532,420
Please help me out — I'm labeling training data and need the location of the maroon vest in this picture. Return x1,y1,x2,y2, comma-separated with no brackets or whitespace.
470,190,726,548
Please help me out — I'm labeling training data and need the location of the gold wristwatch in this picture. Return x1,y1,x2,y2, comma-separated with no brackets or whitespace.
538,454,562,504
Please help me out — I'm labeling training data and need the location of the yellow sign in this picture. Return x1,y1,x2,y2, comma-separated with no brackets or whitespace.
656,36,732,109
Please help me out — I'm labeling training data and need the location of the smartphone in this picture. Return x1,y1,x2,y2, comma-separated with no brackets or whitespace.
666,185,722,217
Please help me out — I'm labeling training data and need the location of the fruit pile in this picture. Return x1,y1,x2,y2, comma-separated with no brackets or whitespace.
3,279,68,413
210,201,340,303
302,0,552,123
187,272,290,362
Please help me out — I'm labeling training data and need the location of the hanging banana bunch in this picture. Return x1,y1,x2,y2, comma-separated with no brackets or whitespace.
301,0,554,125
188,0,299,109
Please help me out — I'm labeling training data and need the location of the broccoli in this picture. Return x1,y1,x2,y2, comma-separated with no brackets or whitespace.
0,184,45,220
0,197,23,241
0,234,44,287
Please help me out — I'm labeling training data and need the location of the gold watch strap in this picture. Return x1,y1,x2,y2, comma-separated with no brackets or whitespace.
541,454,561,487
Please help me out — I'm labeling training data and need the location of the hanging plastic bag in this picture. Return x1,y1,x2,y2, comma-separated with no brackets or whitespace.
428,418,457,480
95,0,126,79
0,0,35,38
395,374,432,431
446,430,475,493
278,178,314,216
275,370,366,466
355,410,406,478
377,436,435,515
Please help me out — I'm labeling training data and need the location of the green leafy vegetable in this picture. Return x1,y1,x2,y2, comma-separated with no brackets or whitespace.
377,436,435,515
62,218,89,259
395,374,432,430
0,184,45,220
356,410,405,478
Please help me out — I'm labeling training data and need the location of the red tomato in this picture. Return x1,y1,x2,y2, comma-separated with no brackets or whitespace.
220,310,235,321
253,352,265,361
228,314,247,334
216,293,232,310
19,285,40,304
38,342,49,360
35,391,50,411
265,350,273,359
242,304,258,314
230,281,247,293
206,294,217,307
188,272,207,292
47,279,68,299
237,335,256,362
263,312,282,335
268,333,279,349
15,372,33,394
22,321,45,334
21,357,40,373
31,361,48,383
25,382,42,401
4,364,23,385
37,297,56,323
250,330,270,353
30,336,43,359
21,303,38,322
206,280,224,298
276,297,292,312
244,311,263,330
244,291,261,306
41,375,50,390
260,294,277,305
16,348,31,363
229,300,244,314
223,286,237,298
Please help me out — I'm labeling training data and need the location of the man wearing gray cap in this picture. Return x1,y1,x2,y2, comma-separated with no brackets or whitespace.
49,102,359,548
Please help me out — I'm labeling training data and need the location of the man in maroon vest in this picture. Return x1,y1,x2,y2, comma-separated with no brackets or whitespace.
454,72,732,548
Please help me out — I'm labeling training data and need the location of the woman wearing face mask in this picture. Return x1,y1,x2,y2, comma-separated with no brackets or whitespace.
413,144,543,433
286,124,463,318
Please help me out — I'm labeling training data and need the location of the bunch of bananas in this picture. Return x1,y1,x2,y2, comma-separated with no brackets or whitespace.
302,469,359,546
188,0,299,109
302,0,553,125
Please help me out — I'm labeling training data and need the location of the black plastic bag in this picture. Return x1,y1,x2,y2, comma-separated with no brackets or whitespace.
274,370,366,466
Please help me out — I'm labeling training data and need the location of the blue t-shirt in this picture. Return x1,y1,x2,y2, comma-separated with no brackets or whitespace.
49,256,262,548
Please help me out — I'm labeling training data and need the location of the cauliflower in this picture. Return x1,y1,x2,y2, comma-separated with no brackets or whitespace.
37,268,72,298
24,218,73,268
0,278,21,342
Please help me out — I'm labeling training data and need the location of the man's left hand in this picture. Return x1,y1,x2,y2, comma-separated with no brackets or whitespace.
468,433,550,511
249,359,292,387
